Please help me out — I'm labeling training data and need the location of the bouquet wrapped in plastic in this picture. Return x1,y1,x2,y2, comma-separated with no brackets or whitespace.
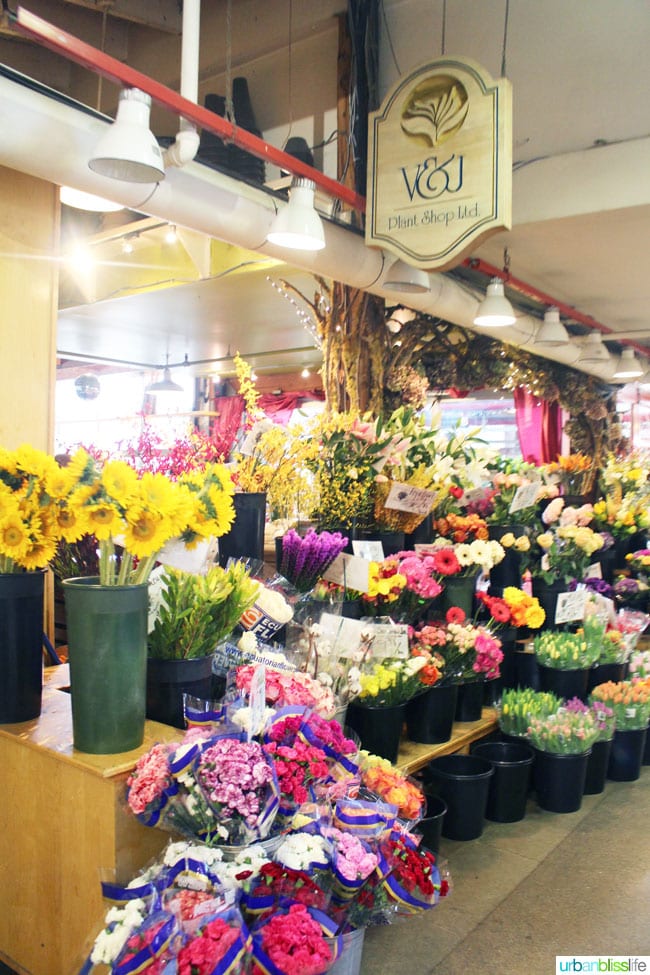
126,732,281,847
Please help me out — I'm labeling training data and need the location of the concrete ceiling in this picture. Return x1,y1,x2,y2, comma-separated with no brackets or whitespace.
1,0,649,381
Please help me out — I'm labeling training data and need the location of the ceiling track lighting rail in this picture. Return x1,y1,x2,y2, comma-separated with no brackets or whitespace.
12,5,366,215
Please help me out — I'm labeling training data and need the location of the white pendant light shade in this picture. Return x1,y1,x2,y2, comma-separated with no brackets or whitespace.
89,88,165,184
383,259,431,294
266,178,325,251
613,347,644,379
473,277,516,326
578,331,610,362
59,186,125,212
535,306,570,346
146,365,184,393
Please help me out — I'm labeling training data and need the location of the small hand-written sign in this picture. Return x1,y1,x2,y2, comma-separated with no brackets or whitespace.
364,622,410,660
319,612,366,656
384,482,437,515
323,553,372,594
586,562,602,579
509,483,539,514
366,56,512,270
554,590,588,624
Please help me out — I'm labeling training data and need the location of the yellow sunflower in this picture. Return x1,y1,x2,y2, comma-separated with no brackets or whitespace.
86,502,122,540
0,512,29,561
123,507,171,559
101,460,140,503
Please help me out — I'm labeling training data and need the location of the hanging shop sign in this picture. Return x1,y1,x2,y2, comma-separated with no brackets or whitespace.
366,56,512,270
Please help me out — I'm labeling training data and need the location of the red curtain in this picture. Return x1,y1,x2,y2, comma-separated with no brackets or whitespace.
258,390,325,425
513,387,561,464
210,394,245,456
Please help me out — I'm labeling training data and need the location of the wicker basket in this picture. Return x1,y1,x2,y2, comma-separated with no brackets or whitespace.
373,480,434,534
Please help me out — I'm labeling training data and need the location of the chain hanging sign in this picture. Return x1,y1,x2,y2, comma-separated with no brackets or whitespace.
366,57,512,270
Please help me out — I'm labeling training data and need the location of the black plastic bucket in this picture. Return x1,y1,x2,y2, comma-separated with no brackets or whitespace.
412,793,447,854
424,754,494,841
471,741,534,822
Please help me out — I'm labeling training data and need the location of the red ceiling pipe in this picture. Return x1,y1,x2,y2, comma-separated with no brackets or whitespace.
12,5,367,214
462,256,613,335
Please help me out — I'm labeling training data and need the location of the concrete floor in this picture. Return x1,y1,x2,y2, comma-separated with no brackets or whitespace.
363,768,650,974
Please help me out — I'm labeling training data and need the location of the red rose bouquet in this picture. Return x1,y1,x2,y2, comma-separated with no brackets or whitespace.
381,831,447,915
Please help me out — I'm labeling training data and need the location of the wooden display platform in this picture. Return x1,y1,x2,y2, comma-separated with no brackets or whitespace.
0,666,179,975
396,708,499,775
0,669,497,975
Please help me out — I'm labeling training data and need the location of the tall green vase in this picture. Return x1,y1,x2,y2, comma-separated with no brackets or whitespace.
62,576,149,754
441,572,479,617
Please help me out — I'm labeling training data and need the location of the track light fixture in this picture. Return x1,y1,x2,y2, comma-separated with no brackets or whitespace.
613,347,644,380
473,277,516,327
577,331,611,363
535,306,570,346
89,88,165,184
383,259,431,294
266,177,325,251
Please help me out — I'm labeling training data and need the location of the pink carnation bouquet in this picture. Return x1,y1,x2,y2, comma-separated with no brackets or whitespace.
235,664,336,717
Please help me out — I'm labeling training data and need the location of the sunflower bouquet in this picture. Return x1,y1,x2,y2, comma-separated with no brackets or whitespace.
0,444,70,572
58,450,236,585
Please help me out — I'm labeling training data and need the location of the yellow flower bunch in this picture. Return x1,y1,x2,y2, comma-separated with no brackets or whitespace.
0,444,69,572
233,351,264,422
357,656,430,706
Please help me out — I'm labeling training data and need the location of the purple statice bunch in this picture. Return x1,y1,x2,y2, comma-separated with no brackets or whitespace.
279,529,348,592
569,577,615,599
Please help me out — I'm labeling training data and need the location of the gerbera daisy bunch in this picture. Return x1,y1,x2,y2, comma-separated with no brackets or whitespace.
0,443,80,572
477,587,546,631
424,538,506,577
59,449,236,585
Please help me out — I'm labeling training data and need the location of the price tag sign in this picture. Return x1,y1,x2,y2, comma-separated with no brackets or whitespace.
351,539,385,561
586,561,602,579
385,481,437,515
319,612,366,656
248,665,266,741
554,589,588,624
509,483,539,513
323,553,371,594
364,622,410,659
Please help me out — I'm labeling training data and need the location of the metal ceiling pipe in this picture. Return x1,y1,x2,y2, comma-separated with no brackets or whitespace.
163,0,201,169
0,66,616,384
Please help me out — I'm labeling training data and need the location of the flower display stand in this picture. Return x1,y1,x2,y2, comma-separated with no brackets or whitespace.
0,666,178,975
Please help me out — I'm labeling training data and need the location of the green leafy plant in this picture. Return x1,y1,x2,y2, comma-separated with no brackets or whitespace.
147,563,260,660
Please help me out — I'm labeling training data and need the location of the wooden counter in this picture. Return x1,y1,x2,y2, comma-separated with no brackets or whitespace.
0,667,180,975
396,707,499,775
0,670,497,975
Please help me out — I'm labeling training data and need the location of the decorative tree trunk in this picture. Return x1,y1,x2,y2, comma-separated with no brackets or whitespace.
279,277,386,414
